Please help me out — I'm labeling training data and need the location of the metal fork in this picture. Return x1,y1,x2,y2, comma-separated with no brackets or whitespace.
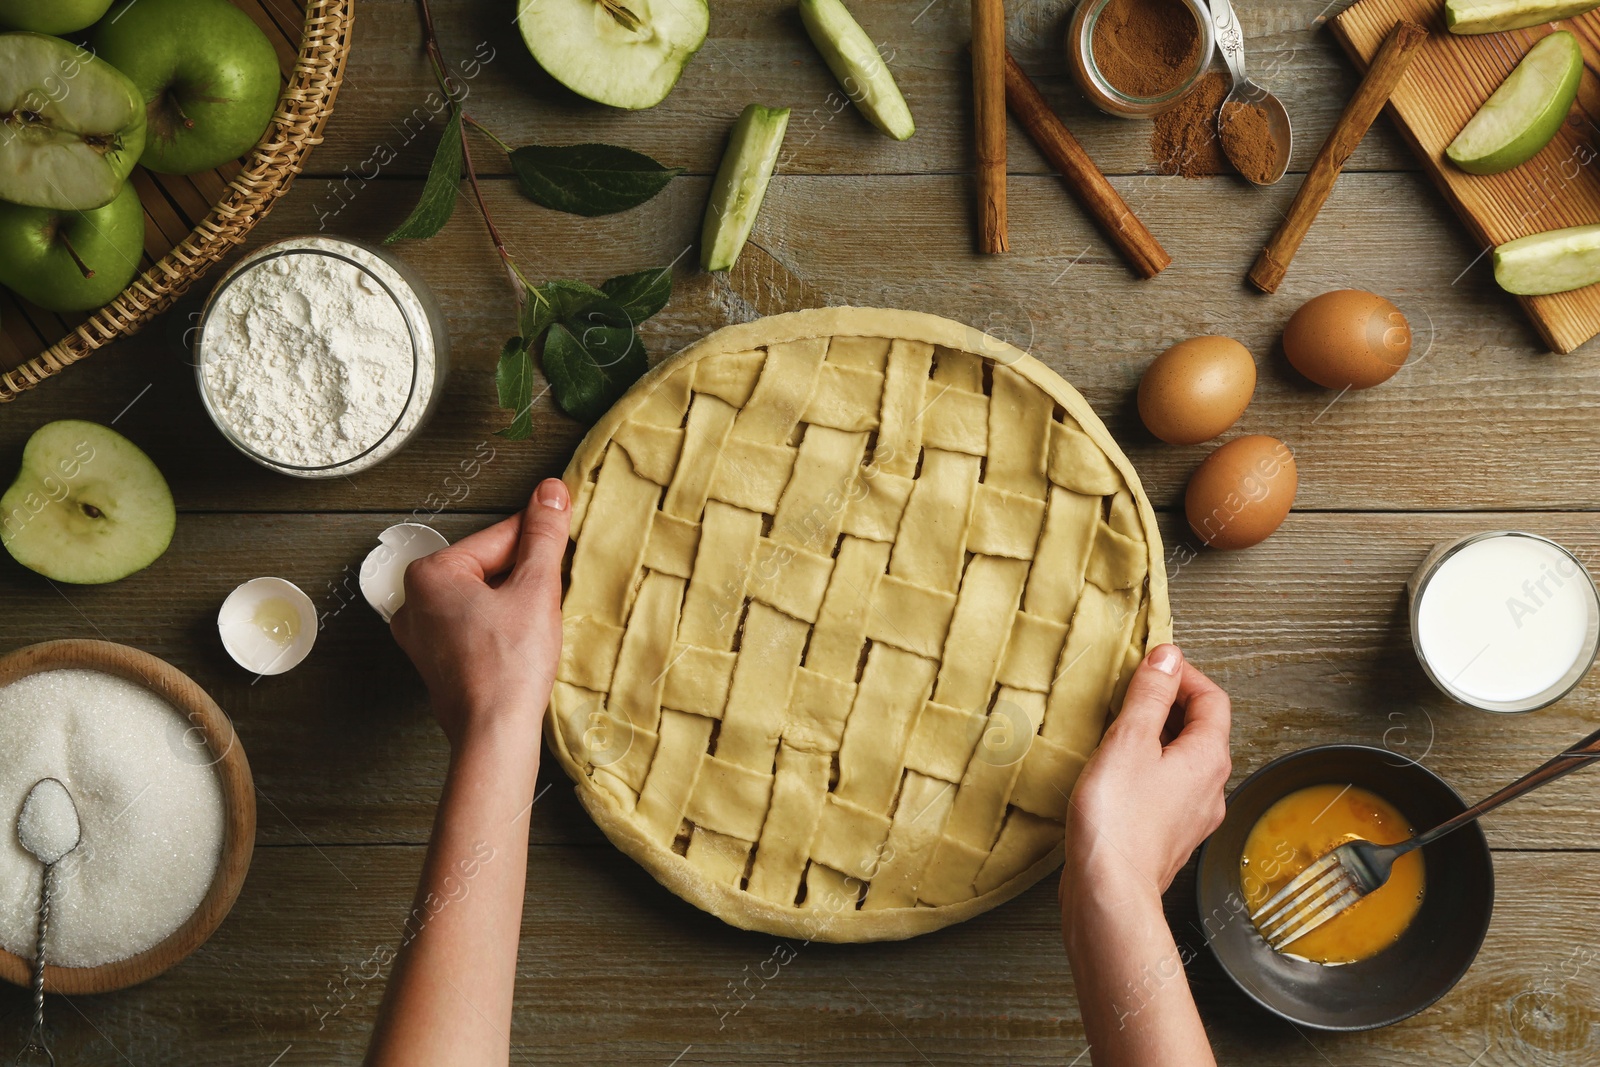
1252,723,1600,953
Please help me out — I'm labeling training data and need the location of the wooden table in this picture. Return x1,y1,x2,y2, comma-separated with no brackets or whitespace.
4,1,1599,1063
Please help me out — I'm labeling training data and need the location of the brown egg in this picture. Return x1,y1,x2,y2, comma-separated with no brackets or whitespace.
1283,290,1411,390
1137,336,1257,445
1185,435,1298,550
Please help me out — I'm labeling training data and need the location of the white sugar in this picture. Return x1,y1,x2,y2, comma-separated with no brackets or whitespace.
17,779,79,866
0,670,226,967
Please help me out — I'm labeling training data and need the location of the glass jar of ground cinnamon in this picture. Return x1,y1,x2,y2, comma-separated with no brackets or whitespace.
1068,0,1215,118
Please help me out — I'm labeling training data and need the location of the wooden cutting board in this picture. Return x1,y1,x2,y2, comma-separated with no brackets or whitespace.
1330,2,1600,353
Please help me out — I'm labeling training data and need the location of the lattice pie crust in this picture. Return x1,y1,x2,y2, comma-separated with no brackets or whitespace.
549,308,1171,942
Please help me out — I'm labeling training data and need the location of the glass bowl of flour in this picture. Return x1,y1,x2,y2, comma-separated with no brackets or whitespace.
195,236,450,478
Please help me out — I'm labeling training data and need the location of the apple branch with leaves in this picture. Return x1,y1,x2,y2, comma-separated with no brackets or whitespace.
387,0,682,436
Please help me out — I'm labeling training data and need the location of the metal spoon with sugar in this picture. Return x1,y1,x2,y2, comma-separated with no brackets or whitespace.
1208,0,1293,185
14,778,82,1067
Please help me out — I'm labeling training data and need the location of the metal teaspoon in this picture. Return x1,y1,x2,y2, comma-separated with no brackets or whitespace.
14,778,83,1067
1208,0,1294,185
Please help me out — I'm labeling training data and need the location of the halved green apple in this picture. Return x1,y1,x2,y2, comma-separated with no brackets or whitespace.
0,32,147,210
1,420,175,585
1447,31,1581,175
701,103,789,272
516,0,707,110
1445,0,1600,33
799,0,914,141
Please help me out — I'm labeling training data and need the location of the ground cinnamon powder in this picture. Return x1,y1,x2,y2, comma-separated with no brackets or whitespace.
1091,0,1202,98
1151,70,1230,178
1220,99,1279,183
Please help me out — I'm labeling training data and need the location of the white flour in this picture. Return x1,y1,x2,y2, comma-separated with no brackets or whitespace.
199,238,439,475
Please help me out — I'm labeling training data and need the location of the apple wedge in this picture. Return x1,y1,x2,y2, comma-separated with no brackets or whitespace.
1446,0,1600,33
701,104,789,272
0,32,147,210
516,0,708,110
1,420,175,585
799,0,914,141
1447,32,1581,175
1494,224,1600,295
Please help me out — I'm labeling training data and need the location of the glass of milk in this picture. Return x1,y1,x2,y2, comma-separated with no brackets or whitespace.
1409,532,1600,713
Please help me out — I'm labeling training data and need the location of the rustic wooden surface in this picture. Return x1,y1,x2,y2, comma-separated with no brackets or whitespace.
3,1,1599,1063
1332,0,1600,353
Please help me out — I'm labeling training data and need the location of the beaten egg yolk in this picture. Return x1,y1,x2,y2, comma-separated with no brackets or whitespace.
1239,784,1424,965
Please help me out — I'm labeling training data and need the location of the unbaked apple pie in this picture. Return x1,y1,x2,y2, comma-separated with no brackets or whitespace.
549,308,1169,941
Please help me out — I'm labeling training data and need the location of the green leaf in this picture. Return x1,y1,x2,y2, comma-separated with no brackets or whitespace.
494,336,537,440
508,143,683,217
567,298,636,331
385,108,464,243
527,278,608,324
519,286,556,344
542,322,647,422
601,267,673,324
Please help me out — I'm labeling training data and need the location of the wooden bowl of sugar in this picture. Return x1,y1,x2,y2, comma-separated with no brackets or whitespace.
0,640,254,993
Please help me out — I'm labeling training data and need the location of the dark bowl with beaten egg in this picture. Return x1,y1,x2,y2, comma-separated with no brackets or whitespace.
1195,744,1494,1031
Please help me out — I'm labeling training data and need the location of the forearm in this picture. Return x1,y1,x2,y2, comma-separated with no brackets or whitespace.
1062,862,1215,1067
366,713,542,1067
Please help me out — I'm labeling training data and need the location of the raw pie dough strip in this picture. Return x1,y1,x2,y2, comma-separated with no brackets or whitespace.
550,308,1170,942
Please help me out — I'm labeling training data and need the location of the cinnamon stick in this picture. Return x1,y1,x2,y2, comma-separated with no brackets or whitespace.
973,0,1007,253
1247,20,1427,294
1003,50,1170,279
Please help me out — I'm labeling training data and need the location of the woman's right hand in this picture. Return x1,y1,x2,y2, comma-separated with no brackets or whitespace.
1062,644,1233,901
391,479,571,749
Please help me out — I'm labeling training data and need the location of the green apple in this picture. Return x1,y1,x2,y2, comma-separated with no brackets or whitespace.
0,32,146,210
701,104,788,272
0,180,144,311
1447,32,1581,176
1494,223,1600,295
0,0,114,34
1,420,175,585
1446,0,1600,33
516,0,708,110
799,0,914,141
91,0,279,175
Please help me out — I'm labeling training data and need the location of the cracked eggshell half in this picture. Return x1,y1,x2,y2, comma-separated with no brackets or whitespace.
361,523,450,623
218,576,317,675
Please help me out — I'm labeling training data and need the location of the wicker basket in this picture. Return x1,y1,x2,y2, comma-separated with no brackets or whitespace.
0,0,354,402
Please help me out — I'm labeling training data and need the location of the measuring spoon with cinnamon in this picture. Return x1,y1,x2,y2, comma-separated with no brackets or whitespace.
1209,0,1292,185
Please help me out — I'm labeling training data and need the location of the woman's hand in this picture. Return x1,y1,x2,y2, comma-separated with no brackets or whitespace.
1064,644,1232,899
369,481,572,1067
391,479,571,748
1056,644,1229,1067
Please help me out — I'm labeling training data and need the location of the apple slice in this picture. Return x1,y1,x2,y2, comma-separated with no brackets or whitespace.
0,32,147,210
516,0,708,110
1494,223,1600,295
1447,32,1581,175
701,104,789,272
0,181,145,311
1445,0,1600,33
1,420,176,585
799,0,914,141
